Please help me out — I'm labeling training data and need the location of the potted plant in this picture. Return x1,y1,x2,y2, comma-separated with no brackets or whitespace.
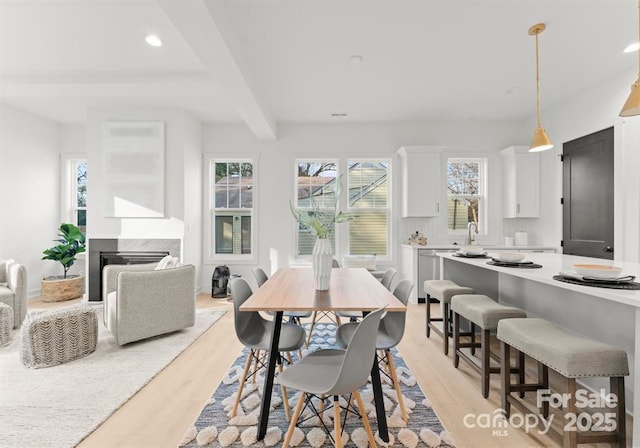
290,175,356,290
41,223,86,302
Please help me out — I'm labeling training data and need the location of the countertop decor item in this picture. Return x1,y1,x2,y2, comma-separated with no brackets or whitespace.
573,264,623,280
408,231,427,245
290,175,356,290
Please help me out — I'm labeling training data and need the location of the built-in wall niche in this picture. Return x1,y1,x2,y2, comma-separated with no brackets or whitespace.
102,121,165,218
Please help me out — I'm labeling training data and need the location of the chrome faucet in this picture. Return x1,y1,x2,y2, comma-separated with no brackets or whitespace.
467,221,478,245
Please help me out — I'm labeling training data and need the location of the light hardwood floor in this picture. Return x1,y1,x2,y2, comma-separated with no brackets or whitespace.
28,295,631,448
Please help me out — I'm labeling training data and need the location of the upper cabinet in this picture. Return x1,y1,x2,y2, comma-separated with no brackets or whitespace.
397,146,444,217
500,146,540,218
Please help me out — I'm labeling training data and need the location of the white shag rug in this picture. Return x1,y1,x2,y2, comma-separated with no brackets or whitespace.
0,304,225,448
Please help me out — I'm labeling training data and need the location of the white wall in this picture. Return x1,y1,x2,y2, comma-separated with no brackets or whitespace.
202,122,525,290
525,67,640,261
0,104,61,297
182,113,203,291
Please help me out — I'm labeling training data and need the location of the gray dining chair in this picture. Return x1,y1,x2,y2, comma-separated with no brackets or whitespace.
280,307,386,448
252,267,312,325
380,268,397,290
337,268,398,322
229,277,306,420
336,279,414,421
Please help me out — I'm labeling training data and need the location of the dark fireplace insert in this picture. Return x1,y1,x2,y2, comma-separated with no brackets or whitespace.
98,251,169,300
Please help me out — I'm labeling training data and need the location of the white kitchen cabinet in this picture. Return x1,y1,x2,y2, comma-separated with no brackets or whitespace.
500,146,540,218
397,146,444,217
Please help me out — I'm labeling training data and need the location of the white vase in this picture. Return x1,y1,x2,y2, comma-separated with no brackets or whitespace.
312,238,333,290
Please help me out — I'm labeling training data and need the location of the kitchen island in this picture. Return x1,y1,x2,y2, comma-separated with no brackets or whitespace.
439,251,640,444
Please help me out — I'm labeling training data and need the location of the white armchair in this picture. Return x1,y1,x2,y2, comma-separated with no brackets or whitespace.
103,263,196,345
0,259,27,328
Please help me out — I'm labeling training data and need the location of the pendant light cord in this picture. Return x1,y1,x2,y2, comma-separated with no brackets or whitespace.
535,31,542,128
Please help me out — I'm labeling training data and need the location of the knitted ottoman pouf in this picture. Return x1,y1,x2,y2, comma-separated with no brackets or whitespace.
0,303,13,347
21,305,98,368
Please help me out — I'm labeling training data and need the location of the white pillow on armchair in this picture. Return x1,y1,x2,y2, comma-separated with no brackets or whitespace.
155,255,180,270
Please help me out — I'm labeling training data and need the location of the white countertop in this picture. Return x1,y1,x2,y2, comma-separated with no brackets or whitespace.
440,252,640,309
401,243,557,251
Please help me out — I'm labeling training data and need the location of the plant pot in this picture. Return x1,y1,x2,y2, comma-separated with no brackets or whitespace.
312,238,333,290
41,275,84,302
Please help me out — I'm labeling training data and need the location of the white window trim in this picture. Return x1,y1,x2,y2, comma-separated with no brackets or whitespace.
346,158,392,262
60,153,86,227
203,154,259,264
446,157,488,235
293,159,339,261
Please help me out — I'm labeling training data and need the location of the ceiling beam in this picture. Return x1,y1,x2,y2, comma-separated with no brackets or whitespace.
157,0,277,140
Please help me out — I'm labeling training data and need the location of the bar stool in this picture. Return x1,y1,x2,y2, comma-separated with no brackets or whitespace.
424,279,474,355
451,294,526,398
498,318,628,448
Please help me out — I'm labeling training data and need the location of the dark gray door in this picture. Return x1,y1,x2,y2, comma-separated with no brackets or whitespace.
562,127,614,259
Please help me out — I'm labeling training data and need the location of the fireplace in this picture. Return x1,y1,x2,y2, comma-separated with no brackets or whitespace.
88,239,181,301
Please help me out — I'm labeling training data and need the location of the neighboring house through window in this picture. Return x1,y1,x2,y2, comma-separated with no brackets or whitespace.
446,158,486,234
208,159,254,260
347,160,390,258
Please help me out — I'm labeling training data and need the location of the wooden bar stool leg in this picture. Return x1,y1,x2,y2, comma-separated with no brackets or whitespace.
470,322,477,356
612,376,626,448
539,362,549,417
443,303,450,355
481,329,490,399
500,341,511,417
425,294,432,337
453,312,460,368
563,378,578,448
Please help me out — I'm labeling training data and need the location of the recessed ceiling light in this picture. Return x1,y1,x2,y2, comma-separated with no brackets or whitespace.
145,34,162,47
331,113,348,117
348,55,363,64
624,42,640,53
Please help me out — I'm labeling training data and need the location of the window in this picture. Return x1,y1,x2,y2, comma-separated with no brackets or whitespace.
75,161,87,233
211,160,254,256
295,161,337,256
61,155,87,233
446,158,486,232
347,160,390,257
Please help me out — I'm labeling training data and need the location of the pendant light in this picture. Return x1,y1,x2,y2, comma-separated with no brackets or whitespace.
620,0,640,116
529,23,553,152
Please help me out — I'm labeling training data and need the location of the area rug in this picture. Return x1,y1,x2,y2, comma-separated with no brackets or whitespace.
181,322,455,447
0,304,225,448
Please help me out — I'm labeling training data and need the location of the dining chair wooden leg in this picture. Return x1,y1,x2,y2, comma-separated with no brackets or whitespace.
286,351,294,364
333,395,342,448
355,390,377,448
319,394,326,420
231,348,254,418
283,392,306,448
386,349,408,421
278,362,291,421
306,311,318,347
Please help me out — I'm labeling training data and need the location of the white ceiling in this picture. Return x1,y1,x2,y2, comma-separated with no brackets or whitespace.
0,0,636,139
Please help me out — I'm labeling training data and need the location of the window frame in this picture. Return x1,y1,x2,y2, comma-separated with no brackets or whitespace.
346,158,392,261
60,154,87,232
446,157,487,235
204,155,258,264
293,159,339,259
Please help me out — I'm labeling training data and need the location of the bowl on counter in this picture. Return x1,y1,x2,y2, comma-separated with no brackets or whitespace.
461,245,484,255
573,264,623,279
493,252,525,262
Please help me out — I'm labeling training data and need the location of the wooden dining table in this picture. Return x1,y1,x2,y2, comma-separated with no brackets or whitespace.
239,267,407,442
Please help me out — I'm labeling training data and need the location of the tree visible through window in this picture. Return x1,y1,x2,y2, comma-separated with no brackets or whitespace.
295,161,337,256
447,159,485,232
75,161,87,233
213,161,253,255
